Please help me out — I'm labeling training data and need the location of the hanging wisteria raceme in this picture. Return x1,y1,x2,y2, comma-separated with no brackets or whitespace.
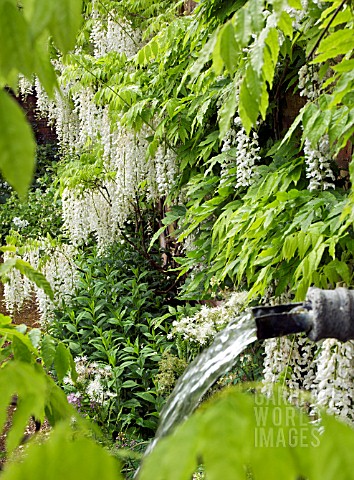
35,76,80,155
262,335,354,423
3,249,35,314
29,5,179,250
262,337,294,397
297,63,336,191
153,145,178,196
313,339,354,423
72,86,103,150
220,116,260,189
3,243,78,326
304,136,336,191
90,1,142,59
62,187,117,250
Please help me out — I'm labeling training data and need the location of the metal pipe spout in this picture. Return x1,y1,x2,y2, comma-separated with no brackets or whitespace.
253,287,354,343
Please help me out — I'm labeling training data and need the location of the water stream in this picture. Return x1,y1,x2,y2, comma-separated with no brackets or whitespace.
145,311,257,456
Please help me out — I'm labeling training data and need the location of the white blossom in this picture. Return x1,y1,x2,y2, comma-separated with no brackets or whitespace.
220,117,260,189
304,135,335,191
170,292,249,346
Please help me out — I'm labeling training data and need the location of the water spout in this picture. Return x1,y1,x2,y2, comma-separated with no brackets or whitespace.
254,287,354,342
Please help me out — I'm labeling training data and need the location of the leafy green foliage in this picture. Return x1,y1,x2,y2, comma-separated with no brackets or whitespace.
139,387,354,480
0,314,80,455
51,241,177,437
0,90,35,199
0,0,82,198
1,422,122,480
0,149,62,243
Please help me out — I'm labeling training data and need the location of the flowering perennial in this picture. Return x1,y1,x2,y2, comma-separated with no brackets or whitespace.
169,292,249,346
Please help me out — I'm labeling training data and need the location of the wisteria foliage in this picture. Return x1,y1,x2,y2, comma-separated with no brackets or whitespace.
12,0,354,426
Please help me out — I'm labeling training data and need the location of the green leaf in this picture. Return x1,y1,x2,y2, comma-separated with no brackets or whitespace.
122,380,139,388
15,259,54,300
218,80,239,141
54,343,71,384
12,336,33,363
278,11,293,38
34,40,58,96
0,362,47,453
29,0,56,40
0,2,33,79
0,90,35,198
314,29,354,63
136,391,156,403
1,421,122,480
234,7,252,47
216,22,240,75
0,314,12,326
41,334,57,369
49,0,82,53
239,66,262,133
282,234,297,260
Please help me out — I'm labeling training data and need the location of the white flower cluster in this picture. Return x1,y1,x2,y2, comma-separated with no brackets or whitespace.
262,337,294,397
60,110,180,248
298,64,322,100
313,339,354,423
262,335,354,423
170,291,249,346
286,1,323,31
18,75,34,99
62,187,117,250
12,217,29,229
64,356,116,404
72,86,102,150
31,5,178,250
304,135,335,191
153,146,178,196
3,242,78,325
3,249,35,314
90,3,141,59
221,117,260,189
35,77,80,155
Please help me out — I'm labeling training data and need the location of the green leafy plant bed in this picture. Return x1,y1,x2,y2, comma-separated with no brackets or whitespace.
51,241,177,437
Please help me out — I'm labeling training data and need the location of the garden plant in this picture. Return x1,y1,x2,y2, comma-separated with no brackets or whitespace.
1,0,354,479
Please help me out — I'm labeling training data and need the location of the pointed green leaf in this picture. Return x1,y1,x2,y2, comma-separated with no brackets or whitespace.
218,22,240,75
41,334,57,369
234,7,252,47
239,66,262,133
49,0,82,53
54,343,71,384
12,336,33,363
0,90,36,199
314,30,354,63
15,259,54,300
0,2,33,78
218,83,238,141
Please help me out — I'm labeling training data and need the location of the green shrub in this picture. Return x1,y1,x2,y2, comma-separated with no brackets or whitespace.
0,144,62,243
51,240,177,438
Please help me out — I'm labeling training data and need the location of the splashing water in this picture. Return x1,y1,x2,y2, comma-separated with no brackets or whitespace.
145,311,257,456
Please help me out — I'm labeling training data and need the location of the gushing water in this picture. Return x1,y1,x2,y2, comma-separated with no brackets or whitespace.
146,311,257,455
